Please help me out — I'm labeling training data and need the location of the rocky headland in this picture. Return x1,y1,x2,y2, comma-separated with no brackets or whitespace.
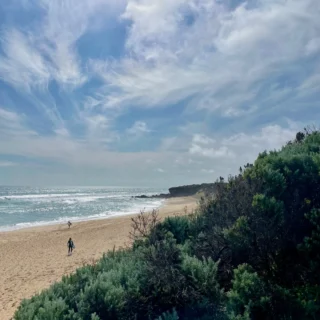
134,183,219,199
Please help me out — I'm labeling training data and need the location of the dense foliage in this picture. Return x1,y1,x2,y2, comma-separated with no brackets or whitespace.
15,129,320,320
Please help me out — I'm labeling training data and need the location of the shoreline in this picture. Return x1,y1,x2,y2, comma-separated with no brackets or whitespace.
0,198,165,233
0,196,198,320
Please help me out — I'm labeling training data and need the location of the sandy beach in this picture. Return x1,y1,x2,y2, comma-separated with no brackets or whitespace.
0,196,198,320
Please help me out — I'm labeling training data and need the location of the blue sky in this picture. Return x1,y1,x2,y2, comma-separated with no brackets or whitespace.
0,0,319,187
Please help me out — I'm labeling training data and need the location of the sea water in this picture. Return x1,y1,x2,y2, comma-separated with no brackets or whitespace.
0,186,166,232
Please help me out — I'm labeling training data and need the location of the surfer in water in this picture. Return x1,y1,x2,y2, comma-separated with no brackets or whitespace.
67,238,75,255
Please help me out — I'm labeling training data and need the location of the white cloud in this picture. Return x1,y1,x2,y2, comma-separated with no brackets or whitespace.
0,0,128,156
0,161,17,167
127,121,150,135
0,25,84,90
305,37,320,56
90,0,320,118
0,0,317,187
173,157,202,167
0,107,34,137
86,114,109,133
223,124,297,151
0,107,22,124
0,29,50,91
83,113,120,145
54,128,70,137
201,169,215,174
189,123,298,164
192,134,215,145
298,73,320,95
189,133,234,159
190,143,235,159
37,0,98,88
0,108,301,185
0,110,160,170
0,0,124,90
159,137,179,151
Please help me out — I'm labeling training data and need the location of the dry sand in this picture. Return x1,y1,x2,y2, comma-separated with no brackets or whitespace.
0,197,198,320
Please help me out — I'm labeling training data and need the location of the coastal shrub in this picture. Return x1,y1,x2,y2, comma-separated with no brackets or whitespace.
226,264,270,320
160,216,191,244
15,249,144,320
156,309,179,320
181,255,221,302
137,234,188,318
14,129,320,320
15,296,68,320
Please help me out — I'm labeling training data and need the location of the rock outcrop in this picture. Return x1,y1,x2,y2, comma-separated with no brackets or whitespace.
134,183,219,199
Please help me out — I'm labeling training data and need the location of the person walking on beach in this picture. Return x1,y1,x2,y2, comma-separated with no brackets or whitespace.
67,238,75,255
67,221,72,229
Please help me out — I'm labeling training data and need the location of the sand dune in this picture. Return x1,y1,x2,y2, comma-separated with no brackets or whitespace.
0,197,198,320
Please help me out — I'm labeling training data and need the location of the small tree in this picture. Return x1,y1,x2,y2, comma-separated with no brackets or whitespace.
130,209,160,243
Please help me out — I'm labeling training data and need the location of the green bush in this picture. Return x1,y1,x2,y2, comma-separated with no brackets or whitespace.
138,234,188,318
181,255,221,302
226,264,270,320
156,309,179,320
161,216,191,244
14,129,320,320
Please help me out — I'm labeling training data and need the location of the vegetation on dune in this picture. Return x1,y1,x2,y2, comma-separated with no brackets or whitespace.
15,128,320,320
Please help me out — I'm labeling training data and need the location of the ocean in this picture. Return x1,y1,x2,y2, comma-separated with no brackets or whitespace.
0,186,166,232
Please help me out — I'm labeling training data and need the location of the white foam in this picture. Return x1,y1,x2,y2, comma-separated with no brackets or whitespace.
0,194,112,206
61,196,103,204
0,193,89,200
0,199,165,232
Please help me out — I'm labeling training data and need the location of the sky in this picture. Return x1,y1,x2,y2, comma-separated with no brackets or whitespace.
0,0,319,187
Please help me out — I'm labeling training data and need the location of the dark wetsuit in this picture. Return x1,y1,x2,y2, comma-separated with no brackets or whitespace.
68,239,74,254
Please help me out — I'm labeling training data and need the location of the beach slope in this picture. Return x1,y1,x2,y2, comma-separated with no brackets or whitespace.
0,197,198,320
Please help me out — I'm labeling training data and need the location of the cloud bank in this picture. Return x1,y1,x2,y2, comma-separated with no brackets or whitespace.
0,0,318,186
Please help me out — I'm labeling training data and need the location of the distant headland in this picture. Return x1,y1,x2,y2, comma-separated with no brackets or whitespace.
134,182,222,199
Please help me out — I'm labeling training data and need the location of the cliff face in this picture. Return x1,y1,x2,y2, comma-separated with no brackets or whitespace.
168,183,217,197
134,183,219,199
